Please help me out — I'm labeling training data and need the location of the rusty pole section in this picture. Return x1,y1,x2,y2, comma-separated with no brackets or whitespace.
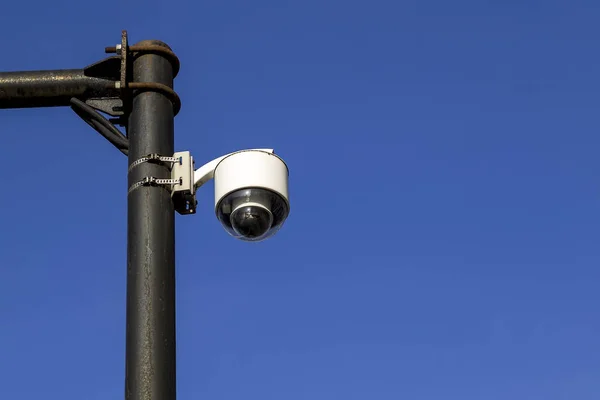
125,40,177,400
0,69,118,109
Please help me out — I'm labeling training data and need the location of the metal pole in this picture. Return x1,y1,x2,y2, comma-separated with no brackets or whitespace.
126,40,176,400
0,69,118,109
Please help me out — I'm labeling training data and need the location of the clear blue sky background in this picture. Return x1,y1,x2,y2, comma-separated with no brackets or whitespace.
1,1,599,399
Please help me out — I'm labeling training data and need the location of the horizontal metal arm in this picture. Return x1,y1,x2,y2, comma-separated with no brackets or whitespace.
0,69,119,109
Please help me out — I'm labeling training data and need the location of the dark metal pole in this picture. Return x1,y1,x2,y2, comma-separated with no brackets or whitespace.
126,40,176,400
0,69,119,109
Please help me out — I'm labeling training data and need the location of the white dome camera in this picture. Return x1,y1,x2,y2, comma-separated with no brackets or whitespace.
193,149,289,241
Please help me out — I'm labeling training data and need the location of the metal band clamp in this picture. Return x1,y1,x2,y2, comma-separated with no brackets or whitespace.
128,153,180,173
128,176,182,194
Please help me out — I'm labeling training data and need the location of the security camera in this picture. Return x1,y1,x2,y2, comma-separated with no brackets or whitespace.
188,149,290,241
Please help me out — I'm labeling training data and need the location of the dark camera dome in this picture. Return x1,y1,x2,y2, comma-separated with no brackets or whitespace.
216,187,289,241
230,204,273,239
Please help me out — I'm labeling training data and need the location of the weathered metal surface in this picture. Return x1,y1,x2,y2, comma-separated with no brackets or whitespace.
128,82,181,115
125,39,176,400
0,30,181,118
0,69,118,109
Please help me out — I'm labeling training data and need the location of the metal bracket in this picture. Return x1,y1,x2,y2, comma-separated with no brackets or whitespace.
128,176,181,194
127,151,197,215
171,151,196,215
104,30,181,125
128,153,179,173
84,97,124,116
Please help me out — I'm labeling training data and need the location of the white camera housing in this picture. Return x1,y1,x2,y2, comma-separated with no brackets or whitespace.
193,149,290,241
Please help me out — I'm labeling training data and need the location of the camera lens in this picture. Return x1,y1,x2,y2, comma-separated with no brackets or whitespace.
230,203,273,240
216,188,289,241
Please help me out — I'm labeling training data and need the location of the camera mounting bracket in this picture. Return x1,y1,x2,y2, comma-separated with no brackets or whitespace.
193,148,274,189
127,148,278,216
128,151,196,215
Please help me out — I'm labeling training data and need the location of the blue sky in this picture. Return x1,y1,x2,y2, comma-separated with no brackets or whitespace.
1,0,599,399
